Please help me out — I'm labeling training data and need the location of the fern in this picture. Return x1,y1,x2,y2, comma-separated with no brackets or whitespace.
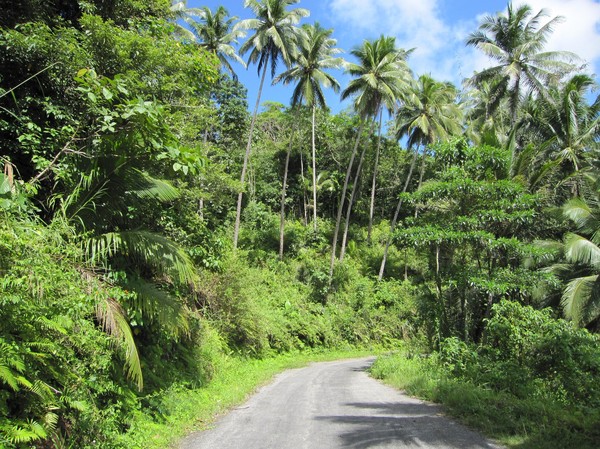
2,420,47,444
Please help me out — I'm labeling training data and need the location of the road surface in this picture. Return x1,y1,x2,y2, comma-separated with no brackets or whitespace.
180,357,504,449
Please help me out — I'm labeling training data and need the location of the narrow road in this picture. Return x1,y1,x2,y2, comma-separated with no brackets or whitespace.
180,357,504,449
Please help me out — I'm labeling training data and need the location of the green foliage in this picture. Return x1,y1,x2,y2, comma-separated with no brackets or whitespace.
1,1,599,448
374,302,600,449
393,140,550,344
479,301,600,406
0,216,138,448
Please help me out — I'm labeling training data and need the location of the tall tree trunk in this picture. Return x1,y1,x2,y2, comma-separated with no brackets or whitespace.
300,149,308,226
367,107,384,244
340,119,375,262
339,143,367,262
413,148,428,218
329,120,365,280
279,125,295,260
233,64,268,249
378,145,420,281
311,104,318,232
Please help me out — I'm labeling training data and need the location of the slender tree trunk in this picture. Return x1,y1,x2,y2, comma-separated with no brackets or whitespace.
340,119,375,262
368,107,384,244
233,64,268,249
329,120,365,280
413,148,428,218
339,143,366,262
279,124,295,260
300,149,308,226
311,104,318,232
378,145,419,281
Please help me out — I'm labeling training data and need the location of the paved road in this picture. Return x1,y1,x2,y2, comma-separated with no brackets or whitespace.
180,357,504,449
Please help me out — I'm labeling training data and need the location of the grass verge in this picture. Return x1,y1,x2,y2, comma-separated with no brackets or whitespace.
370,351,600,449
118,347,375,448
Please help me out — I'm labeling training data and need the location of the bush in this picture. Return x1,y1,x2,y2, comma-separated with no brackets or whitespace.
439,301,600,407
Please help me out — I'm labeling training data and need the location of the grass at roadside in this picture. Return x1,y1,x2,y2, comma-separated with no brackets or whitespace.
370,351,600,449
118,347,375,448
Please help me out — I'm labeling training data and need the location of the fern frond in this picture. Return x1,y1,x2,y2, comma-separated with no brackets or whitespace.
4,420,47,443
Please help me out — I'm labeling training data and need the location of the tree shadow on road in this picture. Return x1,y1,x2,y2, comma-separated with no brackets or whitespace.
315,401,503,449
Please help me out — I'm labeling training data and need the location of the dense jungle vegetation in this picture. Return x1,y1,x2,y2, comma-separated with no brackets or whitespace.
0,0,598,447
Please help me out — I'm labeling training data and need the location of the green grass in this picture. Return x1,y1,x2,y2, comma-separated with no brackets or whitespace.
370,352,600,449
118,348,375,448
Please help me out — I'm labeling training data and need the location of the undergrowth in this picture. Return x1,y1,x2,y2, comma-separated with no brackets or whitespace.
371,302,600,449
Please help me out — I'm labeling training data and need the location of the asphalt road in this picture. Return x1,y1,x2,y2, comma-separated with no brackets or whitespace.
180,357,505,449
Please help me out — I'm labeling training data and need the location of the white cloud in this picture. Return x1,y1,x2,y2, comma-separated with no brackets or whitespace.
328,0,600,87
330,0,458,82
518,0,600,74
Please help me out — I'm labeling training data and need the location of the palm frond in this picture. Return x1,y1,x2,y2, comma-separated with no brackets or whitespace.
95,296,143,390
124,276,191,338
564,233,600,269
86,230,198,286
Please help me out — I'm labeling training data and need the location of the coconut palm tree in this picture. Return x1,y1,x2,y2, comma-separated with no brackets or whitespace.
232,0,309,249
540,75,599,189
559,175,600,329
274,22,343,240
378,75,463,280
512,74,599,195
466,3,578,127
187,6,247,79
329,36,410,277
170,0,205,41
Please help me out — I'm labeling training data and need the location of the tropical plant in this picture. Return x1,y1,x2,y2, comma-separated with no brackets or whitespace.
170,0,205,41
330,36,411,276
274,22,344,235
233,0,309,249
379,75,463,280
466,2,578,127
521,74,599,194
558,175,600,329
188,6,247,79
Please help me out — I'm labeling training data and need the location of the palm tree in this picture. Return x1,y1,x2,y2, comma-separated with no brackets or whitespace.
540,75,599,191
274,22,343,238
233,0,309,249
170,0,205,41
378,75,463,280
466,3,578,127
559,175,600,329
329,36,410,277
512,75,599,194
188,6,247,79
55,160,197,390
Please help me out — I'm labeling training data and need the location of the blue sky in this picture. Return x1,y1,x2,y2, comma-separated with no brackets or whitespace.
187,0,600,113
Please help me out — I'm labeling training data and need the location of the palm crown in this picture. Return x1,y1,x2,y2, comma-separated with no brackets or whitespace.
341,36,411,119
273,22,344,109
466,3,578,125
238,0,310,77
188,6,247,78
